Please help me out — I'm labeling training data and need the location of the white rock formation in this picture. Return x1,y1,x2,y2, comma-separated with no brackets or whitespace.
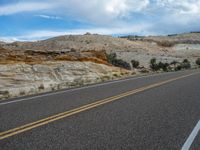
0,61,131,100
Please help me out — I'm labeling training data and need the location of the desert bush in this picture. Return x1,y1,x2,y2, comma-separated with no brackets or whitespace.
150,58,170,72
175,65,182,71
196,58,200,66
112,59,131,70
181,59,191,69
150,58,159,71
107,53,131,70
183,59,189,63
20,91,26,95
158,62,170,72
107,53,117,64
174,59,191,71
38,84,45,90
131,60,140,68
170,60,178,66
150,58,156,65
157,41,175,47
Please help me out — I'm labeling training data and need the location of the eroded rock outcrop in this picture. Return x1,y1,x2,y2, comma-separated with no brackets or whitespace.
0,48,132,100
0,61,131,99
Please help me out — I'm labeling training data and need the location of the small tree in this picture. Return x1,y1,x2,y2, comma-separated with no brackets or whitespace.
106,53,117,64
150,58,156,65
181,59,191,69
196,58,200,66
183,59,189,64
150,58,159,71
131,60,140,68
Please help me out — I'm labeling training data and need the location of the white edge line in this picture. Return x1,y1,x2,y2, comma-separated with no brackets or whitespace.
181,120,200,150
0,71,195,106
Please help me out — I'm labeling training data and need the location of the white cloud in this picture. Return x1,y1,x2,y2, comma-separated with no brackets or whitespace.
155,0,200,25
0,0,150,23
1,0,200,38
0,2,52,15
53,0,150,24
156,0,200,14
35,15,62,20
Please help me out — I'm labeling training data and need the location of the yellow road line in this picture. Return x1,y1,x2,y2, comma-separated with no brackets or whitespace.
0,72,198,140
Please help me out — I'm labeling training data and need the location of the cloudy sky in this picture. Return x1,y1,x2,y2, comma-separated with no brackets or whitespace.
0,0,200,41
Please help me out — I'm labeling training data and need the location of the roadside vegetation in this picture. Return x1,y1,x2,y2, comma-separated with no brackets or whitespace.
196,58,200,67
150,58,170,72
174,59,191,71
156,41,175,47
107,53,131,70
107,53,195,73
107,53,142,70
150,58,192,72
131,60,140,68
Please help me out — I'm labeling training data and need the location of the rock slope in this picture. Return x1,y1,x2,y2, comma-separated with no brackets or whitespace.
3,33,200,67
0,47,131,100
0,61,130,99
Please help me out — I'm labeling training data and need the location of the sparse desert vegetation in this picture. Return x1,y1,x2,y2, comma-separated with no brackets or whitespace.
156,41,175,47
149,57,193,72
196,58,200,67
131,60,140,68
107,53,131,70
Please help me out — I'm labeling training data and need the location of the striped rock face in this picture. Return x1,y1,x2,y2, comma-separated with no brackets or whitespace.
0,61,132,100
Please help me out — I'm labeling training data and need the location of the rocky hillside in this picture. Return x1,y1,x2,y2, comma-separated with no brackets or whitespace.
1,32,200,99
123,32,200,44
2,34,144,53
2,33,200,67
120,33,200,67
0,46,132,100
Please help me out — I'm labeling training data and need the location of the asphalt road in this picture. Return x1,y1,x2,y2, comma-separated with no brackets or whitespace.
0,70,200,150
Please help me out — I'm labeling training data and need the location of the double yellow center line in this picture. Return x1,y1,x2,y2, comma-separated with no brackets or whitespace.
0,72,198,140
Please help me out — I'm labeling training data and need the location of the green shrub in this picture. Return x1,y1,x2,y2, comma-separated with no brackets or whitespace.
150,58,170,72
175,65,182,71
196,58,200,66
20,91,26,95
107,53,117,64
131,60,140,68
150,58,159,71
107,53,131,70
150,58,157,71
174,59,191,71
158,62,170,72
170,60,178,66
157,41,175,47
38,84,45,90
181,59,191,69
150,58,156,65
183,59,189,63
112,59,131,70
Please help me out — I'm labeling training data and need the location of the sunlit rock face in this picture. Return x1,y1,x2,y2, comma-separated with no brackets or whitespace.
0,61,131,99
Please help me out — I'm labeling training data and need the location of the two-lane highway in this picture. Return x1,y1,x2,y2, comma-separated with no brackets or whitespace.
0,70,200,149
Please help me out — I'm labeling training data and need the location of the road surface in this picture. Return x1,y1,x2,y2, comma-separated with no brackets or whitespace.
0,70,200,150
